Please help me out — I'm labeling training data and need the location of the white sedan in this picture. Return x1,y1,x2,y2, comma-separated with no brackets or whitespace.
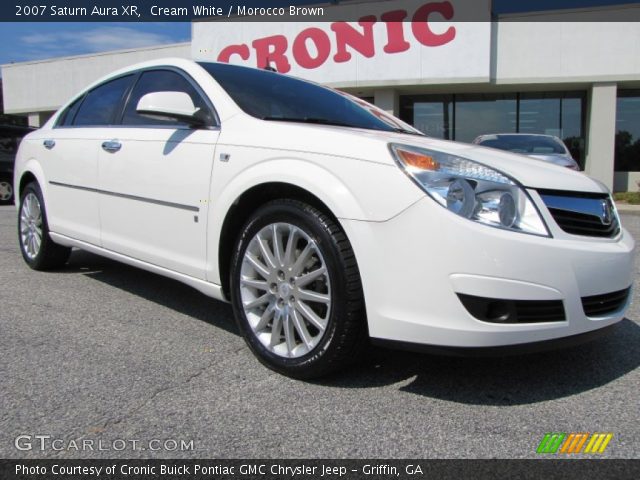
14,59,634,378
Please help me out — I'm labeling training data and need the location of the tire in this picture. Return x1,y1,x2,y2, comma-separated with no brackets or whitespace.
18,182,71,270
0,177,13,205
230,199,366,379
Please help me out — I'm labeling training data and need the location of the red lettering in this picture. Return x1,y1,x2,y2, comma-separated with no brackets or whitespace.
411,1,456,47
292,28,331,69
215,1,458,71
331,16,376,63
380,10,411,54
216,44,250,63
252,35,291,73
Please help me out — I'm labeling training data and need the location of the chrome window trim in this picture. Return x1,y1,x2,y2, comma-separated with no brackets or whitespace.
57,73,136,129
53,66,220,130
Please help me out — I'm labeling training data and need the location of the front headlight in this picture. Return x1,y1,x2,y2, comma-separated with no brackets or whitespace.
390,143,550,237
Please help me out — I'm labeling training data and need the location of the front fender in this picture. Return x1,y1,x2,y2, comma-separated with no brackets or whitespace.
206,151,424,284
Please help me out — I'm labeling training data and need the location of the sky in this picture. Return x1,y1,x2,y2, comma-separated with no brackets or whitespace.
0,0,636,66
0,23,190,65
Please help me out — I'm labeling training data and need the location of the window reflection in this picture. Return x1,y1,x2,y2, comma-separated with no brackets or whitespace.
519,95,560,136
615,91,640,172
455,94,517,143
400,91,586,165
561,97,585,164
400,95,452,139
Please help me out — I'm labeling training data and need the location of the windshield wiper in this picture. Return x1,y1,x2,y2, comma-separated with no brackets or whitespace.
260,116,354,128
392,127,425,136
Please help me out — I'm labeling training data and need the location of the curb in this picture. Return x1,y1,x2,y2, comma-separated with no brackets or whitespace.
616,203,640,215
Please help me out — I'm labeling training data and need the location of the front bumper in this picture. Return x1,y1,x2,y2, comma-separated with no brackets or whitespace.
341,195,635,349
371,322,619,356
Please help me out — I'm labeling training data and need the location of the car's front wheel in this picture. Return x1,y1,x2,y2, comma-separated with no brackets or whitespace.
18,182,71,270
230,199,366,379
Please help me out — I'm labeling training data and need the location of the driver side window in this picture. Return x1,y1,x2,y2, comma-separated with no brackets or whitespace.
122,70,213,127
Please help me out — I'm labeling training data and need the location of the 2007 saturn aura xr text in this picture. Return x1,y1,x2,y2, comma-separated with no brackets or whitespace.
14,59,634,378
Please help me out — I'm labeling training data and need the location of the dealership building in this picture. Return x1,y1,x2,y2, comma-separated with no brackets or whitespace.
2,0,640,191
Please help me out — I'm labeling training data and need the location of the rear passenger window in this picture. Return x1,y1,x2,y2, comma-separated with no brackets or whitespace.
122,70,212,127
73,75,134,126
57,96,83,127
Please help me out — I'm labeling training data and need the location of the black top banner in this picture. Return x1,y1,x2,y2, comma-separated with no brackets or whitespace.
3,0,640,22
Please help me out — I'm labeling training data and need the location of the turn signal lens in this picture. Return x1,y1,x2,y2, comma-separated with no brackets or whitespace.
396,149,439,171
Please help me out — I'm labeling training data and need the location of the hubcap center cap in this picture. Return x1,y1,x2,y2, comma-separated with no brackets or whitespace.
278,282,291,298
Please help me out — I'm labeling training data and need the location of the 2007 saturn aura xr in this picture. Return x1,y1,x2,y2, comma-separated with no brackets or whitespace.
14,59,634,378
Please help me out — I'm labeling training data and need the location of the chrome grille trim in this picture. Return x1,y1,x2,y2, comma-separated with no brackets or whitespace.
538,189,620,238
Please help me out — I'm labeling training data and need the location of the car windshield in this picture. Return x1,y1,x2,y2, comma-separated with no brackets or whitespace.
198,62,420,134
478,135,567,154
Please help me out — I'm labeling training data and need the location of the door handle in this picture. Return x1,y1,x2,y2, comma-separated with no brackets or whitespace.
101,140,122,153
43,139,55,149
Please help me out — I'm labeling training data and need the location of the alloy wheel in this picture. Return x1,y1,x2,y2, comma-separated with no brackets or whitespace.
0,181,12,201
240,222,332,358
20,192,43,260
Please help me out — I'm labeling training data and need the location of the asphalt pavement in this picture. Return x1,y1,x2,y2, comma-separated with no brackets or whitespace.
1,204,639,459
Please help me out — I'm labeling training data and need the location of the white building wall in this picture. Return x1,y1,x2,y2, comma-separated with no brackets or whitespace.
585,84,618,190
374,90,399,116
1,42,190,115
495,19,640,85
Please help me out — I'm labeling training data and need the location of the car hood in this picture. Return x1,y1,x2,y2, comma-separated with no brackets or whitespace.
528,153,579,168
379,134,603,193
223,117,608,194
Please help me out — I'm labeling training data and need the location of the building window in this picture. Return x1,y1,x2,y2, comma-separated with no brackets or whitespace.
454,93,517,143
399,91,586,165
399,95,453,139
519,93,585,163
615,90,640,172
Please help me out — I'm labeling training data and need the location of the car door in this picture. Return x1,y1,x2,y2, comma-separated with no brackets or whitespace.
97,68,220,279
42,74,135,246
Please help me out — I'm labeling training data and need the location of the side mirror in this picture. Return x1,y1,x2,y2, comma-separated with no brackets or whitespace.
136,91,207,127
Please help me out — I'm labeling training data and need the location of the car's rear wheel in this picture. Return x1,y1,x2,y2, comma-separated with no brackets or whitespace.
230,199,366,379
0,177,13,205
18,182,71,270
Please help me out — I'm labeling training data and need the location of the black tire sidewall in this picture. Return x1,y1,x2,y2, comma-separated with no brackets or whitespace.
230,201,355,377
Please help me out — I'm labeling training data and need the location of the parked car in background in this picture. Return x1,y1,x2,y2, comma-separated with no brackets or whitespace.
473,133,581,171
13,59,633,378
0,124,34,205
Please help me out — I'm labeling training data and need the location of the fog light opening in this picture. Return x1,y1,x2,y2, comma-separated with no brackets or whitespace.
485,300,512,323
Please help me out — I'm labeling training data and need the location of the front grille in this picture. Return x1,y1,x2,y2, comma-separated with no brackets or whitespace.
458,294,565,324
547,208,619,237
539,190,620,238
581,288,630,317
